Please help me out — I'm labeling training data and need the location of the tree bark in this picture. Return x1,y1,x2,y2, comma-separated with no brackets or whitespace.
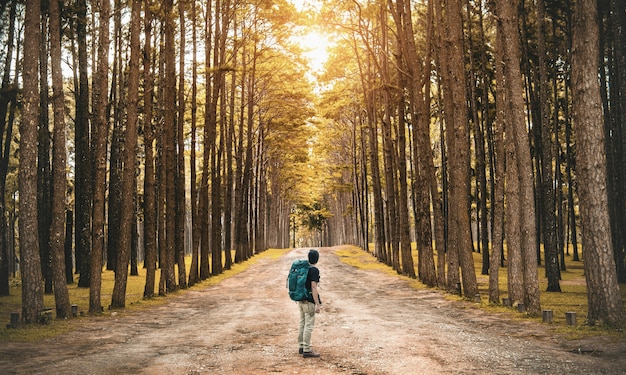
74,0,92,289
90,0,111,314
163,0,178,292
20,0,45,324
571,0,625,327
536,0,561,292
111,0,141,308
0,0,17,296
443,0,478,297
143,2,157,298
497,0,541,315
49,0,72,319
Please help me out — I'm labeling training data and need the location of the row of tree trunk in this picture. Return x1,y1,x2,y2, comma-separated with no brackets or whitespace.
320,0,624,326
1,0,312,323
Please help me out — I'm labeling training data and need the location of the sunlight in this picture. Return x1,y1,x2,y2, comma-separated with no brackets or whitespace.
289,0,333,78
295,29,331,73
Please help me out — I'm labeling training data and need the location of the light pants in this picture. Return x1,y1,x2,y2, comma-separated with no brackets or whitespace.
298,301,316,352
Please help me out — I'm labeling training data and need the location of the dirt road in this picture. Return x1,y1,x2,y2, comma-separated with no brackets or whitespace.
1,246,625,374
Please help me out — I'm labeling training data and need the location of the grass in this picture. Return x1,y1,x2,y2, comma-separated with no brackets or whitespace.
0,248,291,342
335,244,626,338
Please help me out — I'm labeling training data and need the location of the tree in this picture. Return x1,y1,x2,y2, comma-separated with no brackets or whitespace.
163,0,178,292
571,0,625,327
143,0,157,299
188,0,201,286
90,0,111,314
535,0,561,292
49,0,72,318
0,0,18,296
176,0,187,288
20,0,45,323
496,0,541,315
111,0,141,308
74,0,92,289
442,0,478,297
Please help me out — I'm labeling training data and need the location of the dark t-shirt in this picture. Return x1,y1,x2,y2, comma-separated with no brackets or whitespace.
305,266,320,303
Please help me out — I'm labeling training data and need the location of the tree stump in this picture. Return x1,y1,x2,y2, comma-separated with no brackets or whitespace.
542,310,553,323
8,312,19,328
566,311,577,326
40,308,53,323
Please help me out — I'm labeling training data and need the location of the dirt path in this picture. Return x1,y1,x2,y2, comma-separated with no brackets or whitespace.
1,247,625,374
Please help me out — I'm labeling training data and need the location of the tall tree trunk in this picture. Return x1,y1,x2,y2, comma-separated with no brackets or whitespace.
0,0,17,296
536,0,561,292
188,0,200,286
571,0,625,327
436,0,458,292
143,2,157,298
74,0,92,289
20,0,45,324
111,0,141,308
38,10,52,295
107,0,124,271
610,0,626,283
49,0,72,319
90,0,111,314
443,0,478,298
163,0,178,292
223,13,237,270
489,23,506,305
497,0,541,315
200,0,213,276
176,0,187,288
390,0,416,278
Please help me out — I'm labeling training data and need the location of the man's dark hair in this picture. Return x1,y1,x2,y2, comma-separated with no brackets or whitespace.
308,249,319,264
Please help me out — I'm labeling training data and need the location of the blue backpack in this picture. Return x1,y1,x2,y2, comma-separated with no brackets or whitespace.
287,259,311,301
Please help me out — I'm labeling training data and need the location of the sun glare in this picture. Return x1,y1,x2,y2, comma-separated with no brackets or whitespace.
297,30,331,73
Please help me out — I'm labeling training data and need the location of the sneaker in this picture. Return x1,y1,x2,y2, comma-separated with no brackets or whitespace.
303,351,320,358
299,348,303,354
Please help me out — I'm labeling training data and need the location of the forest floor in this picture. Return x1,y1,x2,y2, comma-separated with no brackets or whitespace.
1,246,626,375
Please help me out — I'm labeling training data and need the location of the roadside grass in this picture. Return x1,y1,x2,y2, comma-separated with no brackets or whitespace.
335,244,626,338
0,248,290,342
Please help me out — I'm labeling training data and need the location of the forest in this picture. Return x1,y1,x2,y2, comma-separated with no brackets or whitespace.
0,0,624,328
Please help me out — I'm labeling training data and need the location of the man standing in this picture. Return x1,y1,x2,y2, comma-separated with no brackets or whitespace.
298,249,321,358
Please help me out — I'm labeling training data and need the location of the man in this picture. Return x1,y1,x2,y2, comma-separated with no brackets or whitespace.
298,249,322,358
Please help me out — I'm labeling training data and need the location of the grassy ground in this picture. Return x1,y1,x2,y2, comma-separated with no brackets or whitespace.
336,244,626,338
0,248,290,342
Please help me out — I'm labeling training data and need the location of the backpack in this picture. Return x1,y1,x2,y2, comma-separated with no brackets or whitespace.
287,259,311,301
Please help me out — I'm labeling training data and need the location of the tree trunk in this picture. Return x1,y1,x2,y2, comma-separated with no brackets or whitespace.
111,0,141,309
176,0,187,288
188,0,200,286
536,0,561,292
20,0,45,324
49,0,72,319
163,0,178,292
571,0,625,327
489,24,506,305
0,0,17,296
38,11,52,295
107,0,124,271
90,0,111,314
74,0,92,289
143,2,157,298
497,0,541,315
443,0,478,298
